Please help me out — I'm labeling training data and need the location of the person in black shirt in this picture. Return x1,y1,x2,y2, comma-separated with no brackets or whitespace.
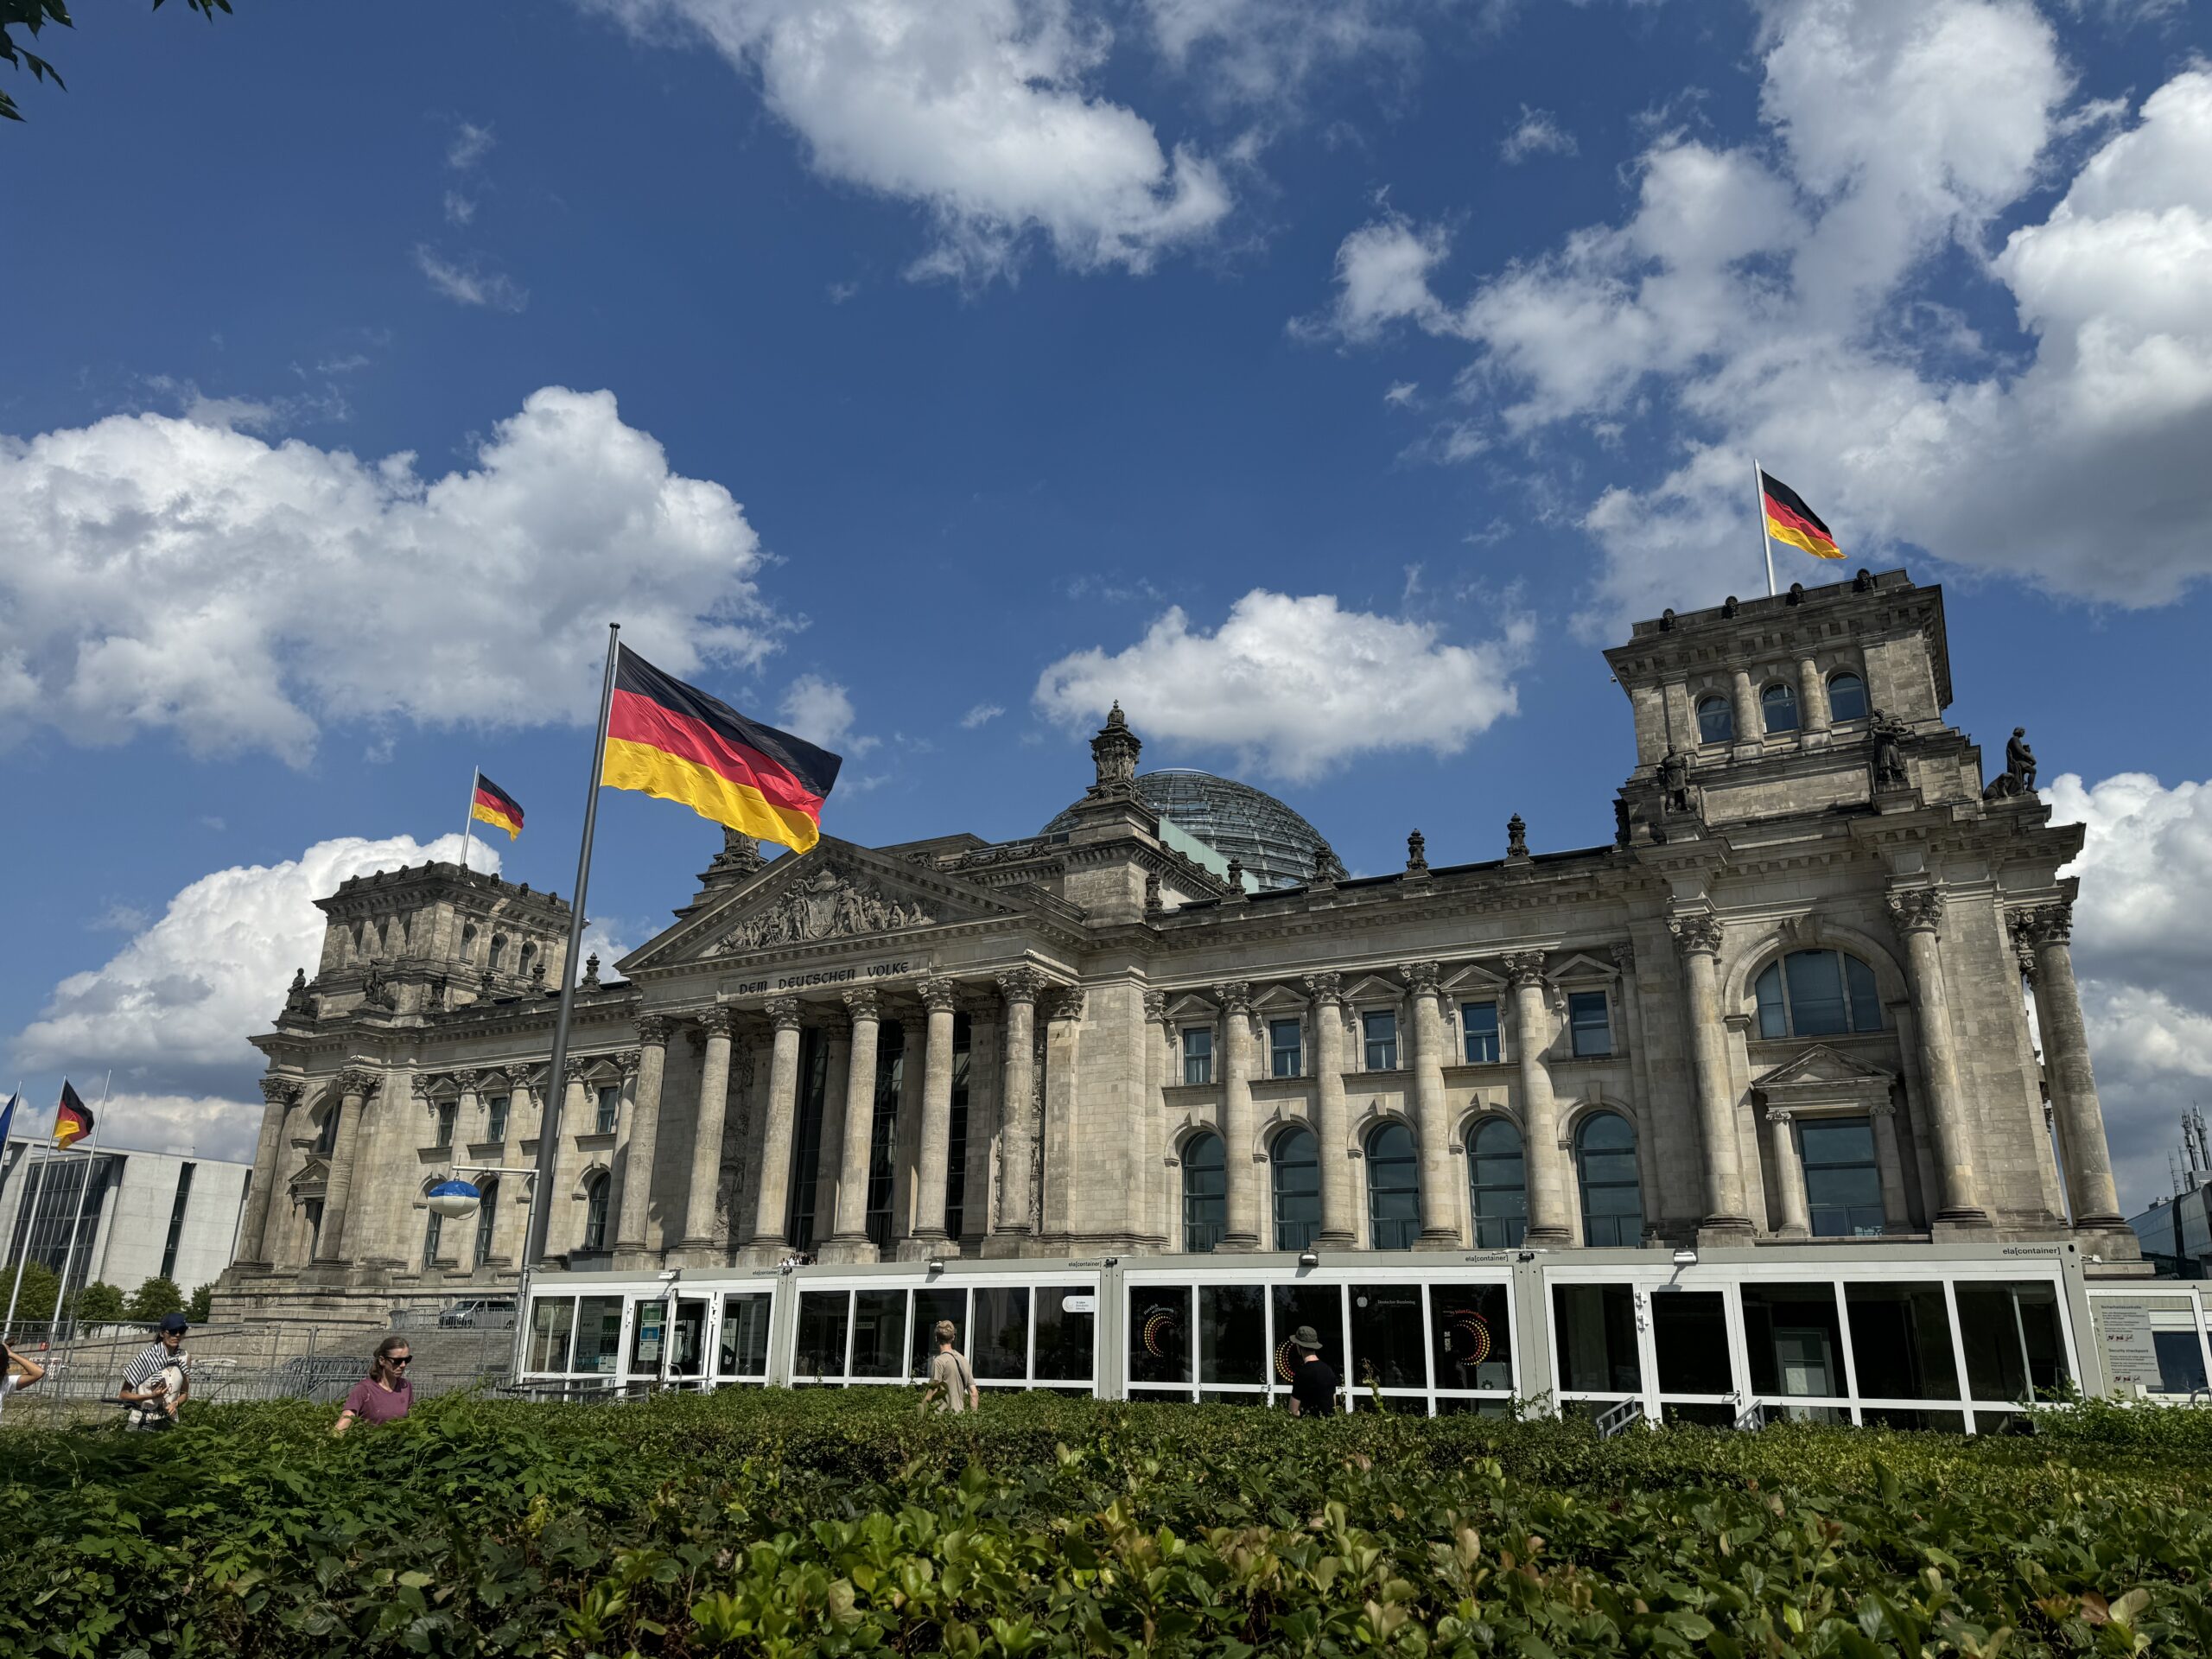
1285,1325,1338,1417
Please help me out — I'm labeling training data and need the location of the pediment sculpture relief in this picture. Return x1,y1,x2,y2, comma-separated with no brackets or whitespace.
713,864,938,953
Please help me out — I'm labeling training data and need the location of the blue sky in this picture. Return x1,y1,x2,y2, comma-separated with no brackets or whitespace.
5,1,2212,1208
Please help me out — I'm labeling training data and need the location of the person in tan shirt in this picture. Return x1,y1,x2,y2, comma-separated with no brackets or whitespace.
926,1319,979,1414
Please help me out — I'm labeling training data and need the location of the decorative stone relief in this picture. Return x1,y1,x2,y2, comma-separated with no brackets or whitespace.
713,864,937,952
1886,887,1944,936
1668,912,1725,957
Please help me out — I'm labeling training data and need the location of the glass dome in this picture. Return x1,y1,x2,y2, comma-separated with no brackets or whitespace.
1045,769,1347,891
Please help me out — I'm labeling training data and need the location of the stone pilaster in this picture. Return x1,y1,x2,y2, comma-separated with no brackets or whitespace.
1668,911,1754,1235
677,1007,739,1256
1403,961,1460,1249
1765,1109,1809,1236
990,969,1043,1248
1504,954,1571,1244
1217,982,1260,1249
1304,973,1356,1248
613,1015,671,1262
741,998,805,1262
1889,887,1989,1226
2014,903,2125,1229
906,975,959,1254
236,1077,300,1265
315,1067,380,1264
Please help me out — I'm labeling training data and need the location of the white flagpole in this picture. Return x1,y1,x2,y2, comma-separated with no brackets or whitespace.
512,624,621,1382
3,1085,50,1339
50,1071,110,1330
1755,457,1777,598
460,766,480,874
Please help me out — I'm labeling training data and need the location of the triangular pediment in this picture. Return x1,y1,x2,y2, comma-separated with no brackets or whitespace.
1754,1044,1896,1091
289,1156,330,1193
620,836,1030,974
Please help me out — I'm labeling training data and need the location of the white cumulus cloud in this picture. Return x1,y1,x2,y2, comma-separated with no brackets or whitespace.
1034,588,1529,781
590,0,1230,283
14,833,495,1094
0,385,779,762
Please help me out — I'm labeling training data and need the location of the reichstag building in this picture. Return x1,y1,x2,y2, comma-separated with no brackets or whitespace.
216,569,2158,1420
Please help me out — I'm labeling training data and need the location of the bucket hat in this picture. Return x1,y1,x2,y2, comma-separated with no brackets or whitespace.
1287,1325,1323,1351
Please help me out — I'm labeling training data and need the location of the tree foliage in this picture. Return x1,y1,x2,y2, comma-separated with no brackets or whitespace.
74,1279,125,1325
187,1281,213,1322
1,1,232,125
2,1258,65,1325
124,1275,184,1321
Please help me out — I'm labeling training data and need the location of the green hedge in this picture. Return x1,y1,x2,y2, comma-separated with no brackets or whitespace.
4,1390,2210,1656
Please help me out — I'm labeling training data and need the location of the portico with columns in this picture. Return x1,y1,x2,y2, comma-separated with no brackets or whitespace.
216,569,2140,1325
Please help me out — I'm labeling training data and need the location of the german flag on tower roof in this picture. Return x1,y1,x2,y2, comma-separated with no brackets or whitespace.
470,772,525,840
601,645,842,854
1759,467,1842,560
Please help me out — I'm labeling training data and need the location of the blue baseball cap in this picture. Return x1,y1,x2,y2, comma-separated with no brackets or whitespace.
158,1313,189,1333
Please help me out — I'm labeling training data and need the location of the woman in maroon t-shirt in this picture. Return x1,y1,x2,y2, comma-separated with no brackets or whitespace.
334,1336,413,1433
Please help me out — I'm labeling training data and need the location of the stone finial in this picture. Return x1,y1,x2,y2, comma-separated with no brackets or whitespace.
1658,607,1675,632
1613,798,1632,848
1089,701,1141,796
1787,582,1805,605
704,827,767,886
1223,858,1245,900
1506,814,1529,859
1311,843,1338,890
1406,830,1428,874
582,953,601,988
1853,568,1875,592
1721,595,1739,617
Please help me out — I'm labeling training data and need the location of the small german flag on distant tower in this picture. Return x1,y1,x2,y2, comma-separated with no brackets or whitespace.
601,645,842,854
470,772,526,840
1758,467,1842,561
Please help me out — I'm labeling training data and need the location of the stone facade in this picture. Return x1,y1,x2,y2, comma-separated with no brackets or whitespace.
216,569,2133,1322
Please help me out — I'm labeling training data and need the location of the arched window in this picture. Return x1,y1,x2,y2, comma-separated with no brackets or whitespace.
1761,682,1799,734
1181,1131,1225,1253
582,1171,611,1251
1696,695,1733,745
423,1205,443,1268
1575,1112,1643,1247
1467,1118,1528,1248
1827,670,1867,723
520,941,537,976
489,934,507,971
1754,950,1884,1039
1271,1125,1320,1250
314,1103,340,1158
474,1178,499,1267
1365,1122,1420,1250
461,922,478,962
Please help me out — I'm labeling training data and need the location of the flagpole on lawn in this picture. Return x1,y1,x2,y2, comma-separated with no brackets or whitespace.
3,1084,48,1340
1754,457,1777,598
50,1071,111,1332
512,624,620,1382
460,766,481,875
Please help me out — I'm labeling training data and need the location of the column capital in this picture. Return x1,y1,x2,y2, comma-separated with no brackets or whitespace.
1214,979,1253,1015
1141,988,1169,1024
1399,960,1442,999
1610,941,1636,975
334,1067,382,1101
503,1062,536,1096
259,1076,303,1107
1046,984,1086,1023
563,1057,591,1083
1886,886,1945,936
1302,970,1344,1007
842,986,880,1023
764,995,804,1031
996,966,1046,1006
1667,912,1725,957
1501,950,1548,989
918,972,960,1014
697,1005,742,1040
1764,1107,1795,1125
634,1014,676,1046
2011,900,2072,949
1867,1100,1897,1119
449,1066,481,1092
613,1048,641,1077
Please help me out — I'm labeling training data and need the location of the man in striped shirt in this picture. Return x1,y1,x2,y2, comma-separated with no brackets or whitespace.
119,1313,191,1431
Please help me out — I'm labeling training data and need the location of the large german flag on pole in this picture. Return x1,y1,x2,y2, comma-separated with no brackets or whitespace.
601,646,842,853
1759,467,1842,560
54,1080,94,1149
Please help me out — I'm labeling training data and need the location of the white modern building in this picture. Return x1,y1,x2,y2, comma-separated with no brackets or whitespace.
0,1138,251,1311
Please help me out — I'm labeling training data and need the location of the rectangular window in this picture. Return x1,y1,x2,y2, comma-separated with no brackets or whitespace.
1567,991,1612,1058
1955,1281,2069,1403
594,1085,620,1135
1269,1018,1302,1077
795,1291,850,1379
1553,1282,1643,1394
852,1288,908,1377
1802,1117,1885,1236
528,1298,575,1373
435,1102,456,1149
1844,1281,1961,1402
1784,951,1849,1036
1742,1282,1847,1401
1363,1010,1399,1071
1461,1001,1501,1064
1181,1027,1214,1086
717,1293,772,1377
159,1161,195,1282
486,1093,511,1143
1033,1286,1096,1382
974,1286,1031,1380
1755,971,1788,1039
575,1295,624,1374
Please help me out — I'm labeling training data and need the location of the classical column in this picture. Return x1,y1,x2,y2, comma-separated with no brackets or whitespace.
823,987,882,1261
963,997,1001,1243
1667,912,1754,1232
1504,954,1572,1243
1797,658,1830,734
909,976,959,1249
1142,990,1172,1247
2015,903,2125,1228
1405,962,1460,1249
1888,888,1988,1224
1731,667,1761,743
315,1068,379,1264
1305,973,1356,1248
236,1077,299,1265
747,998,805,1254
677,1007,739,1253
613,1016,671,1255
1217,982,1261,1249
1868,1102,1910,1231
1766,1109,1809,1236
994,969,1043,1240
553,1058,591,1254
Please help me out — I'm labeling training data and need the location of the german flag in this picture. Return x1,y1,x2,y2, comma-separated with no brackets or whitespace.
470,772,526,840
54,1080,93,1149
1760,468,1842,560
601,646,842,854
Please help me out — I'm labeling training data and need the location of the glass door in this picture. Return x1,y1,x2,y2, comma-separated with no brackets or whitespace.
1648,1287,1741,1424
1551,1274,1747,1427
664,1295,711,1388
